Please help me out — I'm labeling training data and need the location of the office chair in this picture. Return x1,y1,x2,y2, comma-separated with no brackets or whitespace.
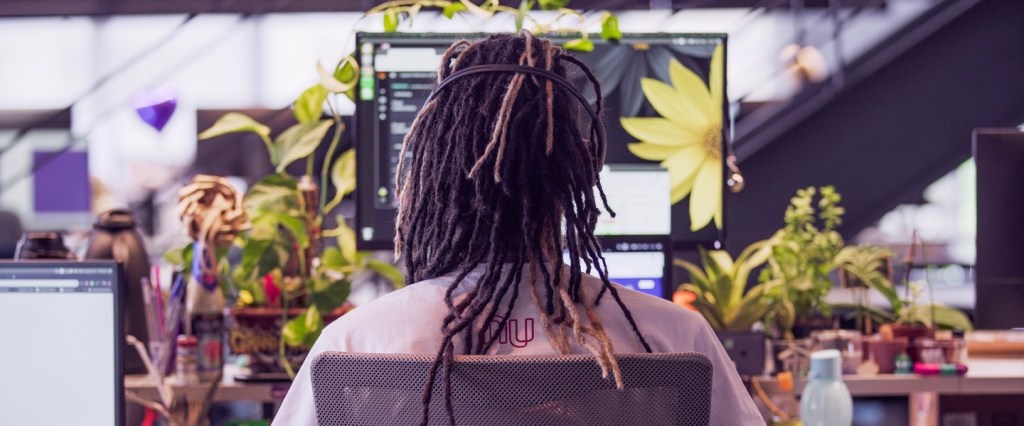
310,352,713,426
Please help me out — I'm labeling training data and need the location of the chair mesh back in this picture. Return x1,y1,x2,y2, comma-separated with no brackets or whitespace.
311,352,712,426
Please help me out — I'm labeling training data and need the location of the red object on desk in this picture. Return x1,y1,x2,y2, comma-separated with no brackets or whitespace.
913,362,968,376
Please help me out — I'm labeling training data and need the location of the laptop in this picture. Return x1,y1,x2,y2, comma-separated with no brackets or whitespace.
0,260,124,426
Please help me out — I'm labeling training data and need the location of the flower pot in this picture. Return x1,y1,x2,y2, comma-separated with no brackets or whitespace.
715,331,766,376
890,323,933,363
866,337,908,374
227,305,352,379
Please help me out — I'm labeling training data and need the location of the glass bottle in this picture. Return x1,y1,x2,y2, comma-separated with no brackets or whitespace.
800,349,852,426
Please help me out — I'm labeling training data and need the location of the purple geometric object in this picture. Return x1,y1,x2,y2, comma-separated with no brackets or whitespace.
33,151,91,213
133,86,177,131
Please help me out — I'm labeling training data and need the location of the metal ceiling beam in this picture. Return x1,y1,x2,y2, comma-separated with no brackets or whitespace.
724,0,1024,253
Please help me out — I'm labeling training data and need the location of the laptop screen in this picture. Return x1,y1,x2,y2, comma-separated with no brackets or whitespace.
0,261,122,426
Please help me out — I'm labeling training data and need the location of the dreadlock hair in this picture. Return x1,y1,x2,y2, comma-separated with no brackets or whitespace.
394,31,653,426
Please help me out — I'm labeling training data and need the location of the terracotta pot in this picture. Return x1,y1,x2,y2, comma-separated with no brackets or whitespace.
867,337,908,374
227,305,352,378
890,323,933,363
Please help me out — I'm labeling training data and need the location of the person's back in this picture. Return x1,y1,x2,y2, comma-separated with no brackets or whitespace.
275,32,763,425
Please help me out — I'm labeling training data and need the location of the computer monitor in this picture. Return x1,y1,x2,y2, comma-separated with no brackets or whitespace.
354,33,727,250
0,261,123,426
974,129,1024,329
564,236,671,299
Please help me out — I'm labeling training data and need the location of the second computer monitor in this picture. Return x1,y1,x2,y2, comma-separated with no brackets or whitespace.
354,33,727,251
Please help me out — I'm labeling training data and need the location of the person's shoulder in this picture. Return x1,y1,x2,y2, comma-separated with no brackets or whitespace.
313,276,451,351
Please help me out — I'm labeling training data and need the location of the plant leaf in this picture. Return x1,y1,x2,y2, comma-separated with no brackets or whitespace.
515,0,532,30
332,56,358,101
281,314,308,348
293,84,328,124
273,120,333,172
332,148,356,198
563,38,594,53
275,213,309,249
311,277,350,315
198,112,271,142
459,0,495,17
366,258,405,288
673,258,711,293
245,173,299,212
321,246,345,268
911,304,974,331
442,1,466,18
600,14,621,43
537,0,569,10
163,244,193,268
335,216,357,264
317,60,357,95
383,8,400,32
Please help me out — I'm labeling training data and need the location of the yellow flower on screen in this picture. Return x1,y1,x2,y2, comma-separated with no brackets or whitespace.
621,44,724,231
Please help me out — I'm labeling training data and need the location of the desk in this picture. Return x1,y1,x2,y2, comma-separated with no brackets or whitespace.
124,375,291,403
751,358,1024,424
764,358,1024,397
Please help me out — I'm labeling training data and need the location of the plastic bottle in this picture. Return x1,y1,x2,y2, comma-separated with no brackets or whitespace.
187,242,225,382
800,349,852,426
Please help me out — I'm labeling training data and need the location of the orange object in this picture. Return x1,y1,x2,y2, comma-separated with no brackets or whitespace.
777,371,794,392
672,289,698,312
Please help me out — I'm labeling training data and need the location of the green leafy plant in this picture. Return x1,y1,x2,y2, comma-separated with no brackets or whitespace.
364,0,622,52
675,239,779,332
837,246,973,331
759,186,846,338
168,57,403,378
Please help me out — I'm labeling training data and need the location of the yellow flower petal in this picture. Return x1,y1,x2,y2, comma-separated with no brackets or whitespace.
661,144,706,192
709,44,725,127
689,160,723,231
620,117,702,146
667,59,715,125
640,78,710,130
628,142,681,161
671,170,698,204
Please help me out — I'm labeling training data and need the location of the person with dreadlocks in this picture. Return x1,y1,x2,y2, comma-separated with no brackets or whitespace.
276,31,762,425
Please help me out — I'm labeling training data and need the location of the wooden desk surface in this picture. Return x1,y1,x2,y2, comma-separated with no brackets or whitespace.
753,358,1024,397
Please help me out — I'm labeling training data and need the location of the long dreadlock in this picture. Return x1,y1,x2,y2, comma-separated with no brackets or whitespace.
394,31,653,426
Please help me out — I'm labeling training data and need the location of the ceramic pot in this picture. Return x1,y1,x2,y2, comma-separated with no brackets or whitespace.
890,323,933,363
867,337,908,374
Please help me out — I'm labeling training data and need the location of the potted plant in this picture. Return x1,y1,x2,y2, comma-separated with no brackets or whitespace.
674,238,779,375
759,186,847,340
837,245,972,370
166,68,403,378
836,244,894,335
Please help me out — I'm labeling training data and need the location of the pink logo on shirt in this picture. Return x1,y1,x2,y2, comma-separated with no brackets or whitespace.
489,316,535,348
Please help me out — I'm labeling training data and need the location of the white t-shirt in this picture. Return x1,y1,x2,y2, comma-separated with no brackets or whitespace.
274,264,764,425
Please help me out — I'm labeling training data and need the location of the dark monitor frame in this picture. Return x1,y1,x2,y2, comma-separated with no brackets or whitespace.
0,260,124,426
355,32,729,251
